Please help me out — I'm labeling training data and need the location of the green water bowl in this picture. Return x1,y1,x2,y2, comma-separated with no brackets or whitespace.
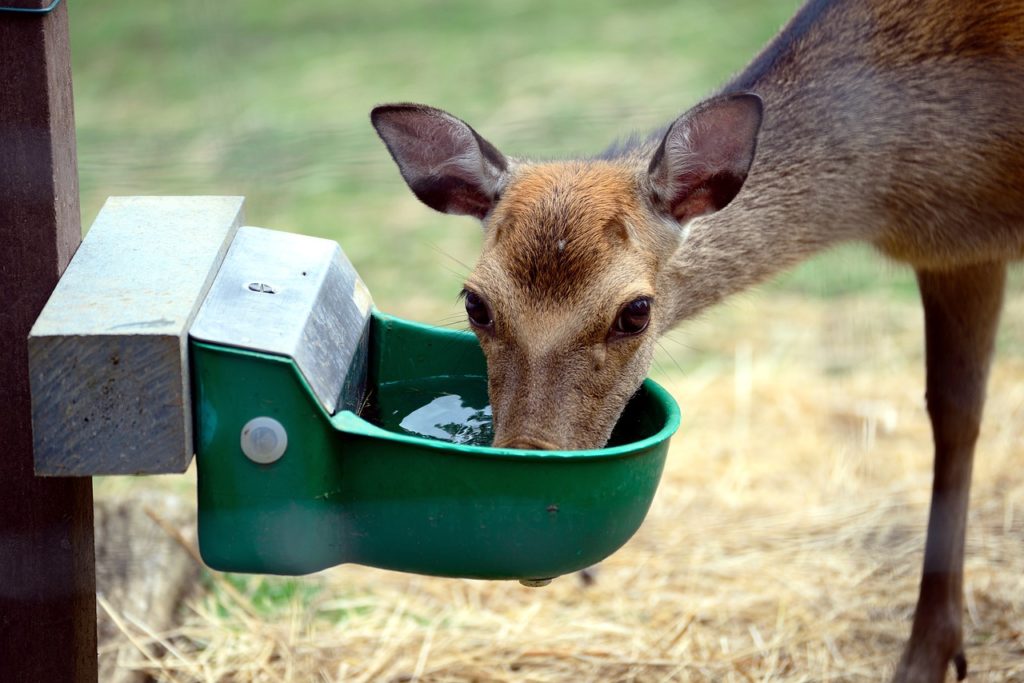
193,311,680,582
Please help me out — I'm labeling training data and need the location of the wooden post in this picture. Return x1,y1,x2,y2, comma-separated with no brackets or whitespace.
0,1,98,681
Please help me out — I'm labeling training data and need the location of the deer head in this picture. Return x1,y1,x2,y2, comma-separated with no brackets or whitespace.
371,95,763,449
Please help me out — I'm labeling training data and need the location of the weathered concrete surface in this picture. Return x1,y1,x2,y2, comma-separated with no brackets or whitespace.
29,196,244,475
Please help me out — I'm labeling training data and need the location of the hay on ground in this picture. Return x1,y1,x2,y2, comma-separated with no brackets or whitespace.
96,292,1024,682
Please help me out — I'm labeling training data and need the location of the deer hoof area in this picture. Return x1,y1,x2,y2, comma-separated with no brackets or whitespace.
892,643,967,683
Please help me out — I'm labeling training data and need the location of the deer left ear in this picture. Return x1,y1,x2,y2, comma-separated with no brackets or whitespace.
371,103,508,220
648,93,763,225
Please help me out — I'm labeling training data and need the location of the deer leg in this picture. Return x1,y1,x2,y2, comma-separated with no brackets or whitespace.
893,262,1006,683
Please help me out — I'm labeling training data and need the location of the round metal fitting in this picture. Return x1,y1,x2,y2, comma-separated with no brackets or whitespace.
518,578,553,588
240,417,288,464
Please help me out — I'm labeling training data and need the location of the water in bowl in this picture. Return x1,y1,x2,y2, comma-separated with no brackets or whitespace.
365,374,662,450
370,375,494,446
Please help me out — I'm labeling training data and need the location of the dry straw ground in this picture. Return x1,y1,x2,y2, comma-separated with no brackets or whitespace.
98,288,1024,682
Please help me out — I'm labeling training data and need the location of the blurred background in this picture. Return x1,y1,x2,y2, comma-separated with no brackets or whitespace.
70,0,928,326
68,1,1024,681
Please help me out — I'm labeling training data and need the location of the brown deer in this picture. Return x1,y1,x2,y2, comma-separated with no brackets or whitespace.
370,0,1024,679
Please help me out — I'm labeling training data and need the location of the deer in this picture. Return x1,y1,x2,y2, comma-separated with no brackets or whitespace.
370,0,1024,679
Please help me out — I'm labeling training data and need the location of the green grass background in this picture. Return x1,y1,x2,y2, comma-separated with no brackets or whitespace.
68,0,938,330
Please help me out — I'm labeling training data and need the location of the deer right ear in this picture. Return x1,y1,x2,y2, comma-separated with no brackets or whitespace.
648,93,763,225
371,104,508,220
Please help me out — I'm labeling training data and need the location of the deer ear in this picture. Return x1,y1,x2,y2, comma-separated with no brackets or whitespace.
371,104,508,219
648,93,763,225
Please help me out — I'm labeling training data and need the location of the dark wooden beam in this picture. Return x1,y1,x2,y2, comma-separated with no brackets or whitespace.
0,1,97,680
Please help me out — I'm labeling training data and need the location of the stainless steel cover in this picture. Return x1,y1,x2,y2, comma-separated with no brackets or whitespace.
189,226,373,415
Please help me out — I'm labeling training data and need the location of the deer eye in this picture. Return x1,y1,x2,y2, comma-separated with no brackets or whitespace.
464,290,493,328
613,297,651,337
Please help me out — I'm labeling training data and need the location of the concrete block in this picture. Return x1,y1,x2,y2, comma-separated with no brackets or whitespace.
29,196,245,475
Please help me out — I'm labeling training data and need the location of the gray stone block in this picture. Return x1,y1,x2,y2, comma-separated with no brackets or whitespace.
29,196,245,475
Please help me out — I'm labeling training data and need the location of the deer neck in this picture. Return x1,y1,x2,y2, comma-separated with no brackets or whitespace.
663,2,892,323
663,109,869,323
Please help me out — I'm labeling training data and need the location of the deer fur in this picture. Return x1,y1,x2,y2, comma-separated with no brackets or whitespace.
371,0,1024,679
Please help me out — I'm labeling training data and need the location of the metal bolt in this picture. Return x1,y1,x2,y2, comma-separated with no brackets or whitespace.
240,417,288,464
247,282,276,294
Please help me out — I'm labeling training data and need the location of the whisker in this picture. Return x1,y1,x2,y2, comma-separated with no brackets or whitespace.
659,332,696,351
425,242,472,276
433,316,466,325
656,340,687,375
434,320,472,330
437,264,470,282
